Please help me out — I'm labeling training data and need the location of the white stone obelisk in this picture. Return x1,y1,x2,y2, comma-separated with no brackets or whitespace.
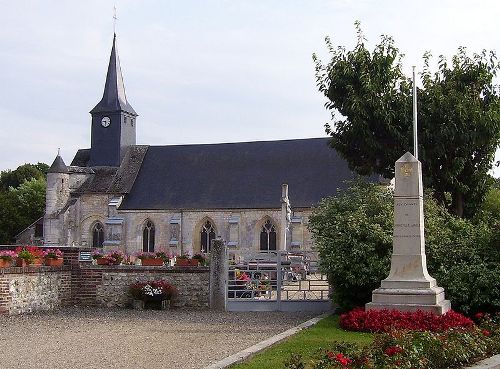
366,152,450,314
366,67,450,314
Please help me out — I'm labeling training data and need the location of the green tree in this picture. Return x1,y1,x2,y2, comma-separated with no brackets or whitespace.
0,164,47,244
313,22,500,218
0,162,49,191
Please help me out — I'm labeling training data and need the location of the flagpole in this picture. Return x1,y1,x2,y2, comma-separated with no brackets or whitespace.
412,66,418,160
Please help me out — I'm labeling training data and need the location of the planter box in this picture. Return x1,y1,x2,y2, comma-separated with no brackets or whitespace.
96,258,110,265
0,259,12,268
141,258,164,266
45,258,64,267
175,259,199,267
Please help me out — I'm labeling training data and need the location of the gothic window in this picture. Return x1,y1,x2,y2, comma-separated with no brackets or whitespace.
143,220,155,252
92,222,104,248
260,220,277,251
200,220,216,253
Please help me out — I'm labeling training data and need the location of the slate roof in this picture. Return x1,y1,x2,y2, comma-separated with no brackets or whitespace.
71,149,90,167
119,137,359,210
90,34,137,116
48,155,68,174
70,145,148,195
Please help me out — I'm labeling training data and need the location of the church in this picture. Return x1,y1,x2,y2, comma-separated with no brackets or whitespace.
43,34,359,256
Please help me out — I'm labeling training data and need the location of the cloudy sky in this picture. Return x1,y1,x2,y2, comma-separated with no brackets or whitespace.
1,0,499,176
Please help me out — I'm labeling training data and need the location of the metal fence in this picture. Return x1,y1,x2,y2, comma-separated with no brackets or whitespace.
226,250,331,312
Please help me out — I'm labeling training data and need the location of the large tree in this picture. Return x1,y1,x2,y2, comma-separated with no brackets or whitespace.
313,22,500,217
0,164,47,243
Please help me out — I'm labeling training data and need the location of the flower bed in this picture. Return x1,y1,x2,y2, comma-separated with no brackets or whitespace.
340,308,474,332
285,312,499,369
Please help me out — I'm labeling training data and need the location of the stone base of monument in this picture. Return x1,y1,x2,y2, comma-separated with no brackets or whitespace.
366,279,451,315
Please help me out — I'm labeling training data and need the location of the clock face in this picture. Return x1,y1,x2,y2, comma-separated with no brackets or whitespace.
101,117,111,128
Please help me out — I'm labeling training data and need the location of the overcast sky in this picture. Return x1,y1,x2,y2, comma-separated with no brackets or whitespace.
1,0,499,177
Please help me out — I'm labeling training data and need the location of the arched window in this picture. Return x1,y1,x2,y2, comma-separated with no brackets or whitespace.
260,219,277,251
200,220,216,253
92,222,104,248
143,220,155,252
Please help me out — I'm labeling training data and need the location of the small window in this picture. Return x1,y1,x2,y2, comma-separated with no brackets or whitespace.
143,220,155,252
92,222,104,248
200,220,216,253
260,220,277,251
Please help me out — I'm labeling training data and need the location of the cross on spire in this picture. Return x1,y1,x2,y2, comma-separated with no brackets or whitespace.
113,5,117,34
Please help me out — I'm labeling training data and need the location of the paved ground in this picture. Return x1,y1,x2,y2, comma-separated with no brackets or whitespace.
0,307,315,369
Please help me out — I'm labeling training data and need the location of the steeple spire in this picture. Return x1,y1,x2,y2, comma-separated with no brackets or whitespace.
90,34,137,115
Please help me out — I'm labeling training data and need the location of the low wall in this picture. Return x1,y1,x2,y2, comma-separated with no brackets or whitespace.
75,265,210,308
0,264,210,315
0,266,72,315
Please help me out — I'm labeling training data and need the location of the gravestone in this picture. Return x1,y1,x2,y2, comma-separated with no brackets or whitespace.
366,152,450,314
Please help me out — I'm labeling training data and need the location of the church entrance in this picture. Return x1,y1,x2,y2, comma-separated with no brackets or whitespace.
226,250,331,312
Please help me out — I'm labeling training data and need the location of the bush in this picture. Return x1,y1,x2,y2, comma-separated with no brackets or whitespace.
308,180,500,313
308,181,393,311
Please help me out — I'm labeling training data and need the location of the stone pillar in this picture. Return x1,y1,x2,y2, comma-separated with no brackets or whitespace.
280,184,291,250
209,238,227,311
366,152,450,314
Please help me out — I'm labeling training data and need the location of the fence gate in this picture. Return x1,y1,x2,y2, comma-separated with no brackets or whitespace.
225,250,331,312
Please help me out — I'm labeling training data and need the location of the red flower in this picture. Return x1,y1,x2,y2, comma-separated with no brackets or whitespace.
474,312,484,320
482,329,490,337
384,346,403,356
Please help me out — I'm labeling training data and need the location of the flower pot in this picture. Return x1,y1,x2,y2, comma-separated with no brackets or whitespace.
0,259,11,268
141,258,164,266
133,299,145,310
16,258,30,267
32,257,43,267
96,258,109,265
45,258,64,267
189,259,199,266
175,258,190,266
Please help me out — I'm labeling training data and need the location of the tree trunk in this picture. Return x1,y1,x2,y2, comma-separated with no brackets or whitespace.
451,191,464,218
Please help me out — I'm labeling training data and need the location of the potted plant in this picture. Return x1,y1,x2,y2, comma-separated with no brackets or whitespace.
135,251,164,266
192,253,207,266
0,250,17,268
92,249,106,265
106,249,125,265
128,280,177,310
15,246,38,267
175,252,193,266
42,248,64,267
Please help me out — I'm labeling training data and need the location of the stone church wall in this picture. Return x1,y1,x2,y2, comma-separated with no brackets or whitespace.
119,208,314,255
78,194,113,247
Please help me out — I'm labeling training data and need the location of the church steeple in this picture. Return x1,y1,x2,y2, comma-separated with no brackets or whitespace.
90,34,137,115
89,34,138,167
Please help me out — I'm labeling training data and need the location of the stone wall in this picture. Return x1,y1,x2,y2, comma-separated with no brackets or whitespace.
76,265,209,309
0,267,72,315
0,260,210,315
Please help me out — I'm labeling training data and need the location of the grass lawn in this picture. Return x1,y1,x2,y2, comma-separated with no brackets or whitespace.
229,315,373,369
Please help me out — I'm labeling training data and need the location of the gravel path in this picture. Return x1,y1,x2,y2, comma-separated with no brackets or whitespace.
0,307,315,369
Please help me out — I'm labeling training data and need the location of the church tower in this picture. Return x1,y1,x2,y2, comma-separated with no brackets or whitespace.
89,34,138,167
